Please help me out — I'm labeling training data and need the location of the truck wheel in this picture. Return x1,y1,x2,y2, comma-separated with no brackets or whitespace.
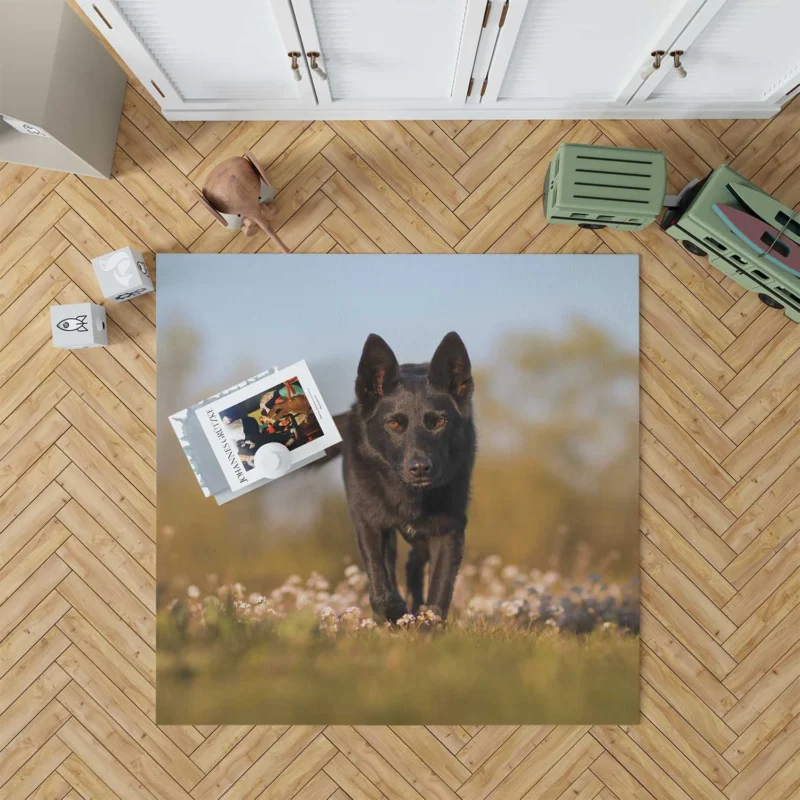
578,223,606,230
682,240,707,257
758,293,784,310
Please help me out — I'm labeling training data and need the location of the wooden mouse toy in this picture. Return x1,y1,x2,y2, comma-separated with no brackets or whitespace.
198,150,289,253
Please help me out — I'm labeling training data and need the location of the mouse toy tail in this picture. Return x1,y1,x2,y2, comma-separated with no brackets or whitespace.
254,211,290,254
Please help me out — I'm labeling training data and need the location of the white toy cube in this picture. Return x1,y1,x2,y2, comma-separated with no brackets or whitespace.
51,303,107,349
91,246,154,302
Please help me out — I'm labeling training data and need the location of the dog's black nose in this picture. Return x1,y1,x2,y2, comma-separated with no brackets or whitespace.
408,457,432,477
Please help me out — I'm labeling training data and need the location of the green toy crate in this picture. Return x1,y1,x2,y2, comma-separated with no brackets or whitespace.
544,143,667,231
660,165,800,323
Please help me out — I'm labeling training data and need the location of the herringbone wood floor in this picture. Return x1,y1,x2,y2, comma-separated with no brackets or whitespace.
2,69,800,799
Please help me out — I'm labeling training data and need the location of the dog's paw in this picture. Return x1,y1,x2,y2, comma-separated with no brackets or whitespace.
380,599,408,624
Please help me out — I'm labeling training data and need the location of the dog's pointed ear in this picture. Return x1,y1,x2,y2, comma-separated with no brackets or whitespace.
356,334,399,409
428,332,473,409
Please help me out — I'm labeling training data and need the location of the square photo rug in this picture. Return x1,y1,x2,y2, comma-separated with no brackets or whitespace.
156,254,640,725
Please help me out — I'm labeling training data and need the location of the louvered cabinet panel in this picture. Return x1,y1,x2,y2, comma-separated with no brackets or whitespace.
495,0,694,102
648,0,800,102
73,0,795,117
75,0,313,109
292,0,481,106
119,0,297,100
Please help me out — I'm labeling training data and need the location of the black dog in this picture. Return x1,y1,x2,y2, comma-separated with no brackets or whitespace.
333,332,476,623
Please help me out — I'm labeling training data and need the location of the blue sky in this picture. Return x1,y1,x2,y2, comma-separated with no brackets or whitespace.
157,254,638,414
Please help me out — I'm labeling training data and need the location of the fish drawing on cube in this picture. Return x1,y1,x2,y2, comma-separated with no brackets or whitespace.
92,246,154,302
51,303,107,349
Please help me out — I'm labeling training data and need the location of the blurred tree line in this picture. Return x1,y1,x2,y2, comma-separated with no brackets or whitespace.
157,319,639,598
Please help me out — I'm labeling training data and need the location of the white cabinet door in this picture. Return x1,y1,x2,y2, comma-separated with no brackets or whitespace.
289,0,486,110
478,0,708,111
75,0,316,112
634,0,800,108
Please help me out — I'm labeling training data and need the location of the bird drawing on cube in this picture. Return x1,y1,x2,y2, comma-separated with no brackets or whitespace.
92,246,154,302
50,303,107,349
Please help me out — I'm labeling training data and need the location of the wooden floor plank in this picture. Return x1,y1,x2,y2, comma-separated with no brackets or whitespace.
57,680,194,800
639,644,737,751
322,172,415,254
0,228,68,317
56,572,155,683
116,116,201,212
453,121,540,192
0,666,69,759
640,681,737,790
640,462,736,572
0,731,71,800
323,132,458,251
457,121,598,250
0,169,66,243
3,80,800,800
56,535,153,645
641,500,736,608
57,606,155,717
0,698,70,788
111,148,202,249
0,163,37,206
57,751,123,799
263,122,336,193
55,464,155,574
641,536,736,644
121,85,202,176
189,725,288,800
364,120,469,210
400,121,470,174
55,427,155,537
722,503,800,590
57,716,158,800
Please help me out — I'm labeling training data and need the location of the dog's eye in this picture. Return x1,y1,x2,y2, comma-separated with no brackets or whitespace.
431,416,447,430
386,419,401,430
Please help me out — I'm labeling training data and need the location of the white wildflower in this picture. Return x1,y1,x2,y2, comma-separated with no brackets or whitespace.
501,565,520,580
542,571,560,587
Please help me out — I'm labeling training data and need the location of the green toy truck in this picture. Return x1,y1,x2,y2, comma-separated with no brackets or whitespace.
544,143,800,323
659,165,800,323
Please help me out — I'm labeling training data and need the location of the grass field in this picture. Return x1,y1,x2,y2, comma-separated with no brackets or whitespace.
158,617,639,725
157,559,639,724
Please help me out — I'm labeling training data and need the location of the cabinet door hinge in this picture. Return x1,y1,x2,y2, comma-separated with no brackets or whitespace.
482,0,492,27
499,1,509,27
467,77,475,97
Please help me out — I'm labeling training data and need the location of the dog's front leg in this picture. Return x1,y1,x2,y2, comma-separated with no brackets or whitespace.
356,523,408,623
426,529,465,621
406,540,429,614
